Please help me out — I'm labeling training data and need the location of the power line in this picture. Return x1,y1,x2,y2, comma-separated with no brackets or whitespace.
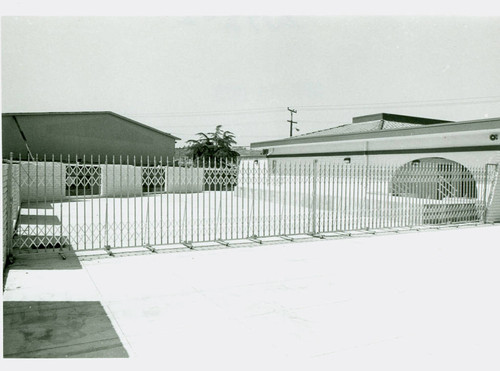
123,95,500,119
145,119,291,129
125,107,283,118
296,96,500,111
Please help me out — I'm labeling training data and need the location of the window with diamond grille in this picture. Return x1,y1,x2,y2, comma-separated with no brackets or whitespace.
142,167,166,193
66,165,101,196
203,165,238,191
391,158,477,200
6,156,496,252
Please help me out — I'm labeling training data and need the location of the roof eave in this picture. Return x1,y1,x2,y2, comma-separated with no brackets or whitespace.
251,117,500,149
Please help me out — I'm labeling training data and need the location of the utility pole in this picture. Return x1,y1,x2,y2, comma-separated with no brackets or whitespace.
287,107,298,137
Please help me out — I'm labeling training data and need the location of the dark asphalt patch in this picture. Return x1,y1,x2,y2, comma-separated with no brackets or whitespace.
7,250,82,270
3,301,128,358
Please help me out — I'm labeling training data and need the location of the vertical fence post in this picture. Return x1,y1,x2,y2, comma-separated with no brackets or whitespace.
6,153,14,261
483,163,497,223
21,156,496,253
483,164,489,223
312,159,318,234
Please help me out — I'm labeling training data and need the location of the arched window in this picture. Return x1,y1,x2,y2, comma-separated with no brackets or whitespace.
391,157,477,200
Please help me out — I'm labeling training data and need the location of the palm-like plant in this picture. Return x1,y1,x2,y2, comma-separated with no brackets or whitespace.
186,125,240,166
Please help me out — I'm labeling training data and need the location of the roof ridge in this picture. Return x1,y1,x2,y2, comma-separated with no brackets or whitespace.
293,122,350,138
293,119,384,139
2,111,181,141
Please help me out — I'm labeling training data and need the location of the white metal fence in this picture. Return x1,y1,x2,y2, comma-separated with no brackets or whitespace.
3,154,499,252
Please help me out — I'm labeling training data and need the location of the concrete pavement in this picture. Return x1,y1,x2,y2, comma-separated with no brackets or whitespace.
3,224,500,368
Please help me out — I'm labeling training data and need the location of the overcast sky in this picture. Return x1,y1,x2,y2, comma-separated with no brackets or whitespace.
2,16,500,146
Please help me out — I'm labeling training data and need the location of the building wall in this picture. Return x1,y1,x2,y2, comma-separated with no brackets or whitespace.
2,113,176,162
165,167,205,193
100,164,143,197
268,150,500,171
16,162,67,202
14,162,144,200
93,165,205,195
266,150,500,222
263,118,500,158
10,162,206,202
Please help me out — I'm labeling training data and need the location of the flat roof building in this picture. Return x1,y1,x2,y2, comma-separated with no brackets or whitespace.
251,113,500,223
251,113,500,169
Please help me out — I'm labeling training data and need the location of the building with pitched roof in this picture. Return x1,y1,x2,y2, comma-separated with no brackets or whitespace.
2,111,180,162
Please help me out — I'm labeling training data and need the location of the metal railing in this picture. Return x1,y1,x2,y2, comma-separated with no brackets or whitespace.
3,153,497,252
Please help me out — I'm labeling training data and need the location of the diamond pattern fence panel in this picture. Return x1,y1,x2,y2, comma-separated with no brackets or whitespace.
4,154,496,252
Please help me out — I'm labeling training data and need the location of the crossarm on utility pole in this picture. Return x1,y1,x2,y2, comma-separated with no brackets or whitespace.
287,107,298,137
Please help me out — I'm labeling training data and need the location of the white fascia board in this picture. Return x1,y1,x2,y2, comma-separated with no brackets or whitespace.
268,127,499,156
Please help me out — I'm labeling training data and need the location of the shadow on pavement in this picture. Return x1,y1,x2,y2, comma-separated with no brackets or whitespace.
7,250,82,270
3,301,128,358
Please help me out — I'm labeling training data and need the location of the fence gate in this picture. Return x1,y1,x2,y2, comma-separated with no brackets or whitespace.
4,154,498,253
